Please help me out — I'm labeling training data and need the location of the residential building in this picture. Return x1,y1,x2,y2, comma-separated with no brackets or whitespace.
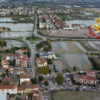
74,71,98,85
20,74,30,85
40,52,55,59
36,58,47,68
1,60,9,69
15,49,28,54
6,54,19,61
18,84,40,94
16,54,28,68
2,77,15,85
0,85,17,94
32,91,41,100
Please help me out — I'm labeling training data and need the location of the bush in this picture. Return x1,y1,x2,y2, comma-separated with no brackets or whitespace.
38,66,51,75
56,74,64,85
38,75,44,82
44,81,49,86
30,77,37,84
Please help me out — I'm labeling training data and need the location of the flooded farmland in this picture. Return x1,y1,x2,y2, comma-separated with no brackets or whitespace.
51,41,83,54
61,54,93,71
0,17,14,22
0,22,33,38
6,40,23,48
0,23,33,31
51,41,94,71
0,32,31,38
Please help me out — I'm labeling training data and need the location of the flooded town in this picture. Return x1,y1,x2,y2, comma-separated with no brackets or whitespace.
0,0,100,100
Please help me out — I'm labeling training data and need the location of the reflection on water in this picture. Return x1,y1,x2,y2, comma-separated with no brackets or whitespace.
0,23,33,31
6,40,23,48
0,18,14,22
0,32,31,38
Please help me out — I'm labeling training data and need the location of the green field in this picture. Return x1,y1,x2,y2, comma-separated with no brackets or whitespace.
52,91,100,100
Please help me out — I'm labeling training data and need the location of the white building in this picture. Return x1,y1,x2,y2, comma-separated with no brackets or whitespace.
20,74,30,84
0,85,17,94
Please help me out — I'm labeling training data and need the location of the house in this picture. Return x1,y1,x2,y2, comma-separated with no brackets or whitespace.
2,77,15,85
40,52,55,59
32,91,41,100
15,49,28,54
15,69,25,75
1,60,9,69
20,74,30,85
16,54,28,68
6,54,19,61
18,84,40,94
36,58,47,68
74,71,98,85
33,84,40,92
32,84,41,100
86,71,96,77
9,68,25,75
0,85,17,94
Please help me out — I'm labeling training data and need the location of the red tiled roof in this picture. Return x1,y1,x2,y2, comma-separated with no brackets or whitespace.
86,71,96,74
32,92,42,100
16,49,28,53
0,85,15,89
20,73,30,78
7,54,20,57
77,75,97,81
18,84,34,91
16,54,28,61
22,81,31,85
33,84,40,91
36,58,47,65
2,77,14,83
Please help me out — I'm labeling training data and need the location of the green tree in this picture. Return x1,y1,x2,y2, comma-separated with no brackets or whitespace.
73,66,77,71
38,75,44,82
47,59,52,64
38,66,51,75
44,81,49,86
6,69,9,76
56,74,64,85
1,73,6,77
3,81,10,85
30,77,37,84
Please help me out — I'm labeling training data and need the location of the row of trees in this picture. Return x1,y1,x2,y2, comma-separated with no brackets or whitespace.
36,39,52,52
56,74,65,85
38,66,51,75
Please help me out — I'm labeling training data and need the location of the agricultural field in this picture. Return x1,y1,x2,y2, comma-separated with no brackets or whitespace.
52,91,100,100
51,41,83,54
61,54,93,71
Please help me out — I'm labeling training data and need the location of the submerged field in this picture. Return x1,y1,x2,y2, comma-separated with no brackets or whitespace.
51,41,83,54
52,91,100,100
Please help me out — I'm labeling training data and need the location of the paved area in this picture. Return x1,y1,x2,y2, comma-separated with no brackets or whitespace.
40,28,92,38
